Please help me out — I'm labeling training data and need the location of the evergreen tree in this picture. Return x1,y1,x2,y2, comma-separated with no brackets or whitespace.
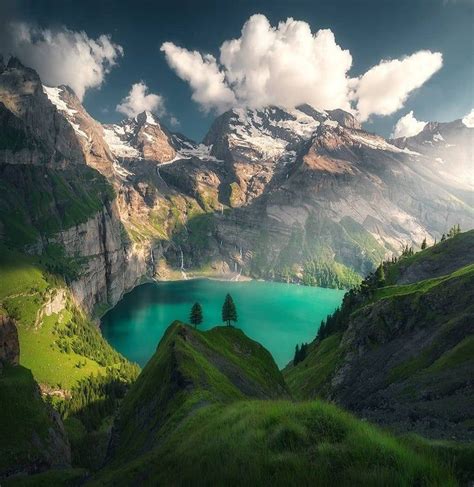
375,263,385,285
293,342,309,366
421,237,427,250
293,344,300,366
222,293,238,326
190,302,203,328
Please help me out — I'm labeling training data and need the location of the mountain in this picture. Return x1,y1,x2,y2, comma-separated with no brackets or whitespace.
91,322,455,486
167,103,473,285
0,58,473,482
2,58,473,299
391,118,473,207
284,230,474,441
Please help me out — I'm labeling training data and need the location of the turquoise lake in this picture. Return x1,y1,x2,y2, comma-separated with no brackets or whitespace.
101,279,345,369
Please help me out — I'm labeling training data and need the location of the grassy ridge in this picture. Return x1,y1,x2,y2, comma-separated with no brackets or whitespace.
0,244,139,440
94,321,460,486
110,322,289,463
0,246,137,390
284,333,343,400
285,233,474,398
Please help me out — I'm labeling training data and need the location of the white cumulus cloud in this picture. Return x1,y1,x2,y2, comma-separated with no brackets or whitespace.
355,51,443,122
461,108,474,128
116,82,165,118
391,111,427,138
3,22,123,101
161,42,236,113
161,14,443,121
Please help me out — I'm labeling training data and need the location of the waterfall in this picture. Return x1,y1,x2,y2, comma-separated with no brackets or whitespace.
232,264,243,281
179,246,188,280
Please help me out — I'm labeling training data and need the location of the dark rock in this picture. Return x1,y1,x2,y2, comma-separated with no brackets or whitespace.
0,315,19,367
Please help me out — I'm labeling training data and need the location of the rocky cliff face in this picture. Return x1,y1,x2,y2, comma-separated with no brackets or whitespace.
0,59,152,314
52,201,148,313
0,315,19,367
0,57,85,168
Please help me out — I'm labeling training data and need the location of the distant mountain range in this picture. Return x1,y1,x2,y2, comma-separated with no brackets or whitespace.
0,56,473,313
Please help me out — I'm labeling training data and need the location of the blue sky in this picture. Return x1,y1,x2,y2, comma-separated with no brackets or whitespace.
1,0,473,141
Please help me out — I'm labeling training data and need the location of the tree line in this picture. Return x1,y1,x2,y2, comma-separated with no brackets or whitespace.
301,224,463,365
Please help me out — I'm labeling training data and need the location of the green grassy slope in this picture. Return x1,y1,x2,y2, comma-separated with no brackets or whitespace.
108,322,289,463
0,365,70,478
385,230,474,285
92,323,457,486
284,231,474,442
0,246,139,429
95,401,457,486
0,164,115,248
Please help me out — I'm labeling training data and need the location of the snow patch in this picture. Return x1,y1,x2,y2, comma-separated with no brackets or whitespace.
113,161,134,178
43,85,91,140
324,119,339,128
103,126,140,158
145,111,158,125
43,85,77,117
462,108,474,128
350,132,420,155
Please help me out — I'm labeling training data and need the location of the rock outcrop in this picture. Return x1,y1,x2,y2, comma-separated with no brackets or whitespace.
0,315,19,367
0,365,71,479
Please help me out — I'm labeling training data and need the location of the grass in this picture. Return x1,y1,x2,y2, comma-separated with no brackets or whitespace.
0,245,138,391
110,322,289,463
402,434,474,486
0,164,115,247
384,231,474,285
18,312,108,389
102,323,458,486
426,335,474,373
93,400,456,486
284,334,343,399
3,468,87,486
0,365,54,475
197,326,288,395
0,245,48,299
373,264,474,303
3,293,44,328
